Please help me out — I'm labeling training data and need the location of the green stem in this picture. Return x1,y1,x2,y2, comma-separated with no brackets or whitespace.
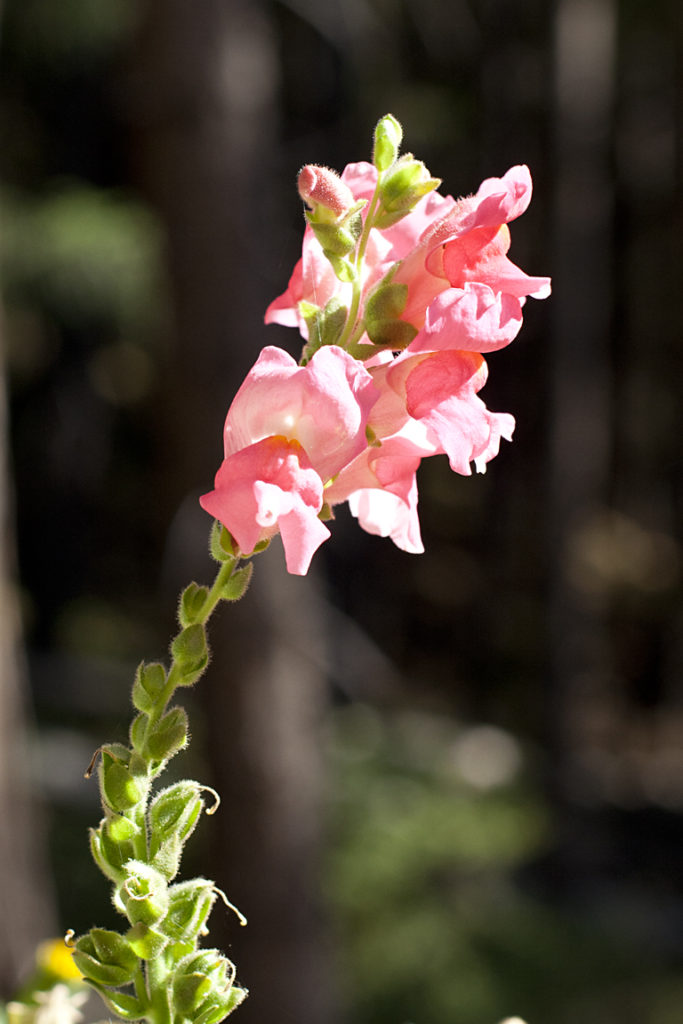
336,172,384,351
148,556,239,729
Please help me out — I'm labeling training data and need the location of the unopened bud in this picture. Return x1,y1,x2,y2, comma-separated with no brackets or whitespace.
146,706,189,762
171,623,209,686
132,662,167,714
99,745,146,813
373,114,403,172
121,861,169,926
298,165,354,219
173,950,244,1024
179,583,209,627
164,878,217,944
72,928,138,987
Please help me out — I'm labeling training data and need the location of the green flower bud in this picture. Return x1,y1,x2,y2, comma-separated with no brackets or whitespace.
209,521,237,563
365,318,418,349
363,276,418,348
90,824,127,884
220,563,253,602
126,922,168,960
132,662,167,714
121,861,169,926
365,280,409,322
146,706,189,762
375,154,441,226
373,113,403,172
149,781,204,850
171,623,209,686
301,297,349,362
179,583,210,627
173,950,243,1024
164,878,217,944
72,928,138,987
99,746,145,813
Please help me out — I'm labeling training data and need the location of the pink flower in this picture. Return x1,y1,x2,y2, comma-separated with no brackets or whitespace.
369,349,514,476
200,437,329,575
393,166,551,346
325,434,427,554
348,480,424,554
223,345,377,483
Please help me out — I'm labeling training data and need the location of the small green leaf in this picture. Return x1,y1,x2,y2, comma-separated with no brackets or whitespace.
220,564,253,602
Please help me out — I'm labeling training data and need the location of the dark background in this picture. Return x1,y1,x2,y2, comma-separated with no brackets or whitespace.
1,2,682,1023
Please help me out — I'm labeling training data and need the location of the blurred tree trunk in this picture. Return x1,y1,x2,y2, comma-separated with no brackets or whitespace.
127,4,337,1023
0,308,56,994
548,0,616,807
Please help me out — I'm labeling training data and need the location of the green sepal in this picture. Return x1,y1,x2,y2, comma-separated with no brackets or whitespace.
72,928,138,987
100,746,145,813
86,986,146,1022
131,662,166,714
149,834,182,881
301,297,349,363
164,878,217,943
149,781,204,851
365,318,418,349
373,113,403,172
309,219,357,258
327,255,356,283
129,713,148,755
171,623,209,686
90,825,126,885
173,950,239,1024
365,280,408,322
209,521,237,563
380,154,441,214
146,706,189,761
121,861,169,926
220,563,253,602
179,583,210,627
105,812,141,845
125,922,168,960
197,986,247,1024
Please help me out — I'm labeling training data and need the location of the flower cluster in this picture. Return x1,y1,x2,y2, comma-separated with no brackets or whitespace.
201,115,550,574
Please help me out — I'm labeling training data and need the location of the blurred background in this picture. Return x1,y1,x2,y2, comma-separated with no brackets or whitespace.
1,1,682,1023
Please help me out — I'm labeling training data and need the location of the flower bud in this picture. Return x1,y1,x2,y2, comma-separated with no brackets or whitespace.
90,824,127,884
301,297,349,362
364,279,417,348
146,706,189,762
99,745,146,813
132,662,167,714
71,928,138,987
164,878,217,944
376,155,441,227
173,950,245,1024
298,165,355,220
171,624,209,686
149,781,204,850
373,114,403,172
121,861,169,926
